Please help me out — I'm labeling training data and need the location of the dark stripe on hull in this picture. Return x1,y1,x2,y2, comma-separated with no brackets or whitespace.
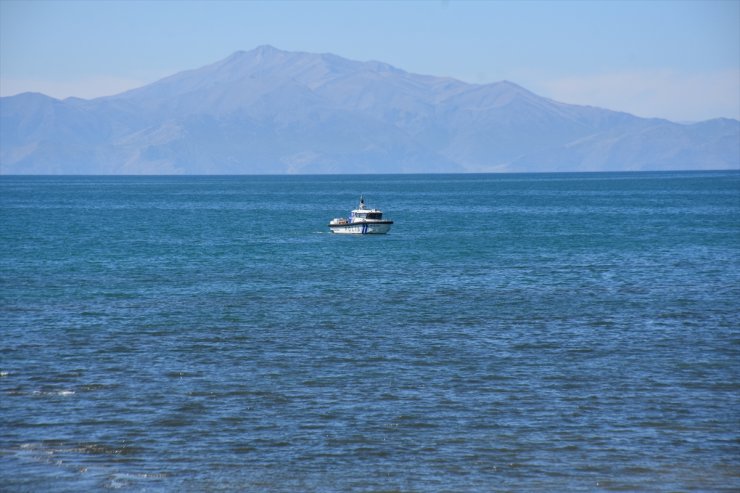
327,221,393,228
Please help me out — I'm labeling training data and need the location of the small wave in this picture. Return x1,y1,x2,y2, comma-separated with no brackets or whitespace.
107,472,168,490
0,371,9,377
31,389,76,396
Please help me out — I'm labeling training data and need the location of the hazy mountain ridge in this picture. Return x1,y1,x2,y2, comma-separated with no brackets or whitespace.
1,45,738,174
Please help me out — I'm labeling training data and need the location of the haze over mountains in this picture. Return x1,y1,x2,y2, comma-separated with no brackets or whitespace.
1,45,738,174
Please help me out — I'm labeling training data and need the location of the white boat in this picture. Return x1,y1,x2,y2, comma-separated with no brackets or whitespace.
329,196,393,234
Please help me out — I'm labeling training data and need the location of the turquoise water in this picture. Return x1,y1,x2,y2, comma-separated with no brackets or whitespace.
1,172,739,492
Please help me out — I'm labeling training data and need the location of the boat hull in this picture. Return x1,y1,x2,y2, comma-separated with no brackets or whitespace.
329,221,392,234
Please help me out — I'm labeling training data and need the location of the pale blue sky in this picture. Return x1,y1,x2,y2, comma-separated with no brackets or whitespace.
1,0,738,121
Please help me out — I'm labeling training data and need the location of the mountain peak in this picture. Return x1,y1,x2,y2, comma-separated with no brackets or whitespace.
252,44,282,55
487,80,535,96
221,45,285,63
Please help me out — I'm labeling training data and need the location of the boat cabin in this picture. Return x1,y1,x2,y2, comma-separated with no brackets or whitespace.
352,211,383,220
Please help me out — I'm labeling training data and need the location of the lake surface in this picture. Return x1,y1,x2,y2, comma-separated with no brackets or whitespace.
1,172,738,492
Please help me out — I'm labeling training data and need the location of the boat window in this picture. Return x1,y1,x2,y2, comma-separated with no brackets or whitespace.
366,212,382,219
355,213,366,219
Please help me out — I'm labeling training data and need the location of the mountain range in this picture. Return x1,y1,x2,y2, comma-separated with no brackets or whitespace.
1,45,738,174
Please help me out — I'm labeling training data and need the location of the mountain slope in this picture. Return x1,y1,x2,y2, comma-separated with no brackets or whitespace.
1,45,738,174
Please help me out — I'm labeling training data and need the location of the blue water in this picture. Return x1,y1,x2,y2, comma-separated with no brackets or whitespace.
1,172,739,492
